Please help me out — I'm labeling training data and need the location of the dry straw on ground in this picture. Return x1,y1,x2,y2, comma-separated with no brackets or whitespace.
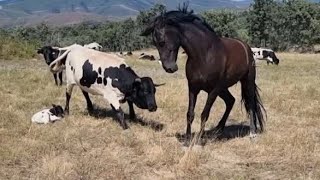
0,51,319,179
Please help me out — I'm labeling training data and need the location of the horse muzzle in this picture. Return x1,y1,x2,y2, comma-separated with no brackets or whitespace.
163,64,178,73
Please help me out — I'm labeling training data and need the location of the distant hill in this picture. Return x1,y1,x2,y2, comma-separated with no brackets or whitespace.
0,0,316,27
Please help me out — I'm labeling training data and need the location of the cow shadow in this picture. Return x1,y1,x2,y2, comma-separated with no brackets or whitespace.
175,120,250,145
85,106,164,132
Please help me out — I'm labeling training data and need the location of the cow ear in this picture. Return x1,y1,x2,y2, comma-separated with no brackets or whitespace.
37,48,43,54
133,78,142,89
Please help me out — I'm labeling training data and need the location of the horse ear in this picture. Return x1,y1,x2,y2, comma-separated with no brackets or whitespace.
140,23,154,36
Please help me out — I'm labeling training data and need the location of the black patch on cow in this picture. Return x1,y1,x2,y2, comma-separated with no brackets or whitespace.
103,78,107,86
262,50,270,58
71,66,73,71
80,60,98,88
98,67,102,74
103,64,138,93
97,77,102,84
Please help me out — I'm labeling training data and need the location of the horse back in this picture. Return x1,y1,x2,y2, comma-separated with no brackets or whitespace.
219,38,252,85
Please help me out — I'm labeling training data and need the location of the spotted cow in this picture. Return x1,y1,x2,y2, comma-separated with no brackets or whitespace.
251,47,280,65
49,44,162,129
37,46,67,86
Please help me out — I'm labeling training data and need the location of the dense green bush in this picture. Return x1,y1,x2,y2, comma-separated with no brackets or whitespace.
0,32,37,60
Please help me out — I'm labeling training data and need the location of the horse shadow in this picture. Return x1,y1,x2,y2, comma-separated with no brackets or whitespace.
85,105,164,132
175,120,250,145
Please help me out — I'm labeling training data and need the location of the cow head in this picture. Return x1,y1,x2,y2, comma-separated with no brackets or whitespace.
37,46,60,65
49,104,64,118
127,77,163,112
269,51,280,65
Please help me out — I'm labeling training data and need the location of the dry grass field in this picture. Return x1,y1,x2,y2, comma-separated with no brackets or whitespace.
0,50,319,179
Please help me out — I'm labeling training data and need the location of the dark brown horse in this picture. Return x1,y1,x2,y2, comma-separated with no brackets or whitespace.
141,5,266,146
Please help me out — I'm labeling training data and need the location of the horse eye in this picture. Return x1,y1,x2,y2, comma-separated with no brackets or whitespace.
159,41,165,47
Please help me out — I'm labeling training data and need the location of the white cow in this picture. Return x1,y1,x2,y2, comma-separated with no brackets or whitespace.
251,47,280,65
49,44,161,129
84,42,103,51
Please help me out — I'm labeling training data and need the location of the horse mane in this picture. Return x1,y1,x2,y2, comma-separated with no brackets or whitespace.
156,3,217,35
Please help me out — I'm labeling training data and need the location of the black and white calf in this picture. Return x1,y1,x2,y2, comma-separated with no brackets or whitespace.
49,44,162,129
37,46,67,86
251,48,280,65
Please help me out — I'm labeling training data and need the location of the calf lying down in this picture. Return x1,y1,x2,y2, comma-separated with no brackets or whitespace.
32,104,64,124
49,44,162,129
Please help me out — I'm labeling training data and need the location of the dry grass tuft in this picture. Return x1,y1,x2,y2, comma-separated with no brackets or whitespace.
0,51,319,179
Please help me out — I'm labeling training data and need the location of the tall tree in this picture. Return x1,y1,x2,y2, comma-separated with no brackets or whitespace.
248,0,277,47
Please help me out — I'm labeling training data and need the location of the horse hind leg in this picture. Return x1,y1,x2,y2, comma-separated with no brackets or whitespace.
213,89,235,134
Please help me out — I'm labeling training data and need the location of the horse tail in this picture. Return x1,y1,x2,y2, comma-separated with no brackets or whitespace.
241,52,267,132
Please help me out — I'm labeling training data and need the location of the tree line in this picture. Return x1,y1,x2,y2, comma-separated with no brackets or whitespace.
0,0,320,59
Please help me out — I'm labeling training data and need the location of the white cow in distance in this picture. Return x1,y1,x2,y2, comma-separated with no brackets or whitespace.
251,47,280,65
84,42,103,51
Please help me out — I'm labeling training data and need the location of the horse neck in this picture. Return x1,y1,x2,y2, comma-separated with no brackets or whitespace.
178,23,220,61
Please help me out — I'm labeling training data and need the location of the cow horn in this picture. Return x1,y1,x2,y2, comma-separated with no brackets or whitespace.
134,78,141,83
155,83,165,87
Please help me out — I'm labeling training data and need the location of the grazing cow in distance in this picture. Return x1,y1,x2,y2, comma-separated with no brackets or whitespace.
49,44,163,129
37,46,66,86
84,42,103,51
117,51,133,56
251,47,280,65
139,53,156,61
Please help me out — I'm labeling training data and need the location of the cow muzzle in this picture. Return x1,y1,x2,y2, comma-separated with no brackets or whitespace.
148,105,157,112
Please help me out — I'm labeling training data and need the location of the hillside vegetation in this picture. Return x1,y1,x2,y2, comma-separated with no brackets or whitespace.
0,0,320,60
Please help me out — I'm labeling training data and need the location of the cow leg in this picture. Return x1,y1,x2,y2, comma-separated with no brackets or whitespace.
58,72,63,86
111,104,128,130
53,73,58,86
65,84,74,115
128,101,136,120
81,90,93,113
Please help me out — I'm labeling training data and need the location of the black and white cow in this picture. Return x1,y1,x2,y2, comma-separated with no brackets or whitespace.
37,46,67,86
251,48,280,65
49,44,162,129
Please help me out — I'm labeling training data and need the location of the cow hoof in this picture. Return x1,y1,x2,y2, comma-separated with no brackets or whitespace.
249,132,257,140
64,110,69,115
121,123,129,130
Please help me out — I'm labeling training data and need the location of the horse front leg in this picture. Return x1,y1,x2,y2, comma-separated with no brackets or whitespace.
185,88,199,146
196,89,219,145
